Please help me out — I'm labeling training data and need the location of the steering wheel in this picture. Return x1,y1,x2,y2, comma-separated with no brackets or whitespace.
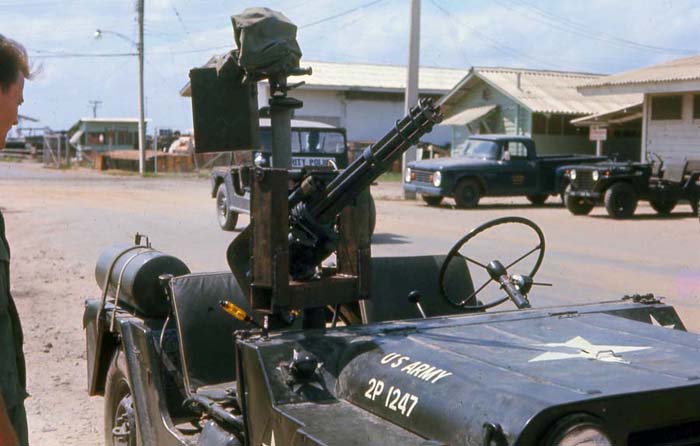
439,216,546,310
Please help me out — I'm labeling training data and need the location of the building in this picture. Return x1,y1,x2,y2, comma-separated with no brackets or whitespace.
180,59,468,146
68,118,148,157
439,67,641,156
578,55,700,161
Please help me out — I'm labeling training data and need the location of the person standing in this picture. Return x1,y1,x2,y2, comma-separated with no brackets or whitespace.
0,34,31,446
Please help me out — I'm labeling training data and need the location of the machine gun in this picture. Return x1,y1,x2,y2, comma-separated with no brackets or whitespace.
187,9,443,327
226,99,442,326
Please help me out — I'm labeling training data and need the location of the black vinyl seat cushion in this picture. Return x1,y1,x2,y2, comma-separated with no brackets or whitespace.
362,255,475,323
170,271,251,395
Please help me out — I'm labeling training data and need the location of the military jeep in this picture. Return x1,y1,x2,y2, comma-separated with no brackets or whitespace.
209,119,374,232
84,8,700,446
564,156,700,218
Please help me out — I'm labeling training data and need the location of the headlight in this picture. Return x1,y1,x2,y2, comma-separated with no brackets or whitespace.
432,171,442,187
405,168,412,183
592,170,599,181
570,169,577,180
546,415,612,446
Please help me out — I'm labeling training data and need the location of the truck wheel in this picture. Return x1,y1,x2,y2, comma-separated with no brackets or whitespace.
216,184,238,231
649,199,677,215
454,179,481,208
105,350,140,446
422,195,443,206
564,185,594,215
526,194,548,206
604,182,638,219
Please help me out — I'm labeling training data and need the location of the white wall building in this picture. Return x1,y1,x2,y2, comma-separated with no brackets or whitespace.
182,59,468,146
578,55,700,161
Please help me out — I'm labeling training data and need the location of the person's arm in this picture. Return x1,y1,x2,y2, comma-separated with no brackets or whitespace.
0,393,18,446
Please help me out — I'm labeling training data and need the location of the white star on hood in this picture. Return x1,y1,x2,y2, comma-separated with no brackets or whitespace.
650,314,676,329
529,336,650,364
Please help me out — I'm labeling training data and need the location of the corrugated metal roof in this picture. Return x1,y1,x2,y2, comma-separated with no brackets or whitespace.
580,55,700,90
571,103,643,126
442,67,641,116
180,59,468,97
478,67,641,114
441,104,497,126
300,61,468,94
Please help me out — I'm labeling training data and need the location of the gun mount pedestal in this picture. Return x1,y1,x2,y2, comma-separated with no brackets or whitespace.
243,168,372,324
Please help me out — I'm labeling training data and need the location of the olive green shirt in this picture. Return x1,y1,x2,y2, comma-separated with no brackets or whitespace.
0,211,27,417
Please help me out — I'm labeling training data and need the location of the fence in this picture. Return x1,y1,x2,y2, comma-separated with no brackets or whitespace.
43,132,71,168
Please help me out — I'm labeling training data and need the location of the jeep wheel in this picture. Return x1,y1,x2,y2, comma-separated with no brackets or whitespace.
564,185,594,215
422,195,443,206
105,350,140,446
454,179,481,208
526,194,548,206
649,199,677,215
604,182,638,219
216,184,238,231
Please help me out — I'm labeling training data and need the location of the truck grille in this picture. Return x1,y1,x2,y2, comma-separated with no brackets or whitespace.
414,170,433,184
628,420,700,446
572,171,596,190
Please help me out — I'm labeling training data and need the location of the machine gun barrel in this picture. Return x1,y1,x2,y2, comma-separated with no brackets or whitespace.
311,98,441,222
287,98,442,278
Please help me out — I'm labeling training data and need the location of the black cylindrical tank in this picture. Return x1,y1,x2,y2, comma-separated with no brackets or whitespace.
95,244,190,317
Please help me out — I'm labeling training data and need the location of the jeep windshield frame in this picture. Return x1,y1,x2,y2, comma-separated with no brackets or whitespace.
259,127,347,155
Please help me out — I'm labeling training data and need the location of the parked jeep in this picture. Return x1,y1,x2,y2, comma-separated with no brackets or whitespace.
404,135,606,208
211,119,374,233
564,156,700,218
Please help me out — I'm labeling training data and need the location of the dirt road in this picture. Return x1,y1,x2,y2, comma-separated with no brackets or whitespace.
1,162,698,445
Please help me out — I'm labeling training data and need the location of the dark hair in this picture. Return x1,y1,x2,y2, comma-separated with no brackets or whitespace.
0,34,30,92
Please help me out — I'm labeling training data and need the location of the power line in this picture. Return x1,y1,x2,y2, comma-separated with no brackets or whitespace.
30,52,138,58
299,0,387,29
429,0,563,70
496,0,696,56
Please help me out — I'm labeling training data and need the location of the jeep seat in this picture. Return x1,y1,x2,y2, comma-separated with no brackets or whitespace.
170,271,251,397
663,160,688,184
361,255,475,323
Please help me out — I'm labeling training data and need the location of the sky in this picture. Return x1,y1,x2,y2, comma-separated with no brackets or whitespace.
4,0,700,132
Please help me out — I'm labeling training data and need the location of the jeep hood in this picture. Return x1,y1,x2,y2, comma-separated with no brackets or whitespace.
250,305,700,446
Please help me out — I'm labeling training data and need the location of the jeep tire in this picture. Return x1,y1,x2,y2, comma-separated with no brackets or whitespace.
604,182,638,219
216,184,238,231
564,185,594,215
454,178,481,208
422,195,443,206
105,350,140,446
526,194,548,206
649,199,677,215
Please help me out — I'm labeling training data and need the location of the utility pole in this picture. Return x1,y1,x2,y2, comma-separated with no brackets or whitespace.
89,100,102,118
402,0,420,199
137,0,146,175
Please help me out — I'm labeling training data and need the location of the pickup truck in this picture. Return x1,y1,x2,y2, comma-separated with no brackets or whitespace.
403,134,607,208
212,118,375,232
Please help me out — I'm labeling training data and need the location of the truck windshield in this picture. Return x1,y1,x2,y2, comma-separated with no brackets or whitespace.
260,129,346,154
461,140,500,160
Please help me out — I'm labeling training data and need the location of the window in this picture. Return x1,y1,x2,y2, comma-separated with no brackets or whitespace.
651,95,683,120
694,94,700,120
507,141,528,159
